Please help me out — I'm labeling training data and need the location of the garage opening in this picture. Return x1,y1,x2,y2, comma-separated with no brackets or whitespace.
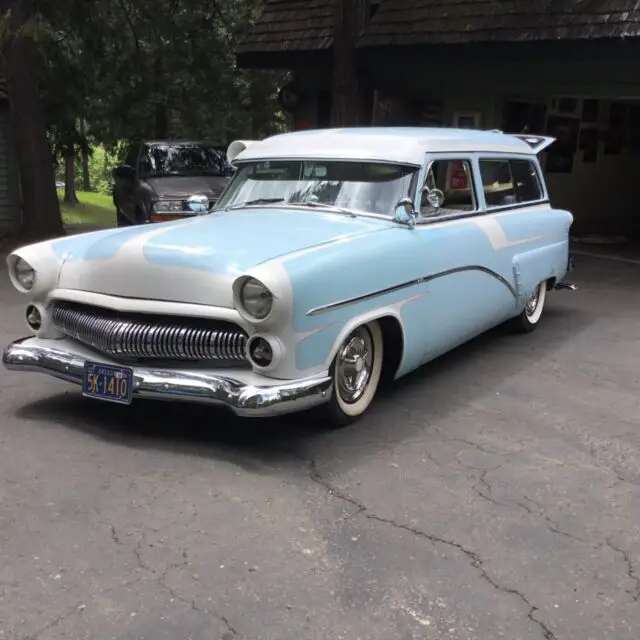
502,96,640,242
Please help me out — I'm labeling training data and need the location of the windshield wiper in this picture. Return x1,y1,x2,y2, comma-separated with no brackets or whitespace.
225,197,286,210
291,201,357,217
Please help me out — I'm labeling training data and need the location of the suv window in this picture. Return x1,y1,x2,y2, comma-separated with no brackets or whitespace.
420,159,476,216
479,158,543,208
142,143,230,177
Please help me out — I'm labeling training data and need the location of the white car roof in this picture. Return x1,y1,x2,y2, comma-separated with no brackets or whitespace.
230,127,552,167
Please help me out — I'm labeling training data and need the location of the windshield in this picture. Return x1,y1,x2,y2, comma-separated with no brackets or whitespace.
141,143,231,177
215,160,419,216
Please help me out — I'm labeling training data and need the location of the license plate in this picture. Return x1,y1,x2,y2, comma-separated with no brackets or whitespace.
83,362,133,405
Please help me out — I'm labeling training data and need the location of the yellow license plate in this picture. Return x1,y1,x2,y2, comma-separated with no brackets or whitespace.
83,362,133,405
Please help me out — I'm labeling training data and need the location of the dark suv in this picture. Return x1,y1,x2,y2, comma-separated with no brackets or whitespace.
112,140,234,226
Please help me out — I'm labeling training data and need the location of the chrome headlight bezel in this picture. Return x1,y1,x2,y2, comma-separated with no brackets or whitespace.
11,257,36,292
238,277,273,320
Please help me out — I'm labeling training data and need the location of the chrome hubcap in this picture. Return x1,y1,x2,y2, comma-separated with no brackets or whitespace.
336,327,374,404
525,285,541,316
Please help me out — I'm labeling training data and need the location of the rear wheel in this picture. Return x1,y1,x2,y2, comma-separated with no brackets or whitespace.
320,321,383,428
509,280,547,333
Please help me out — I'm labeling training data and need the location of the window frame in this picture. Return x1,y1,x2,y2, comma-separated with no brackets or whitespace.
416,153,479,222
476,154,548,213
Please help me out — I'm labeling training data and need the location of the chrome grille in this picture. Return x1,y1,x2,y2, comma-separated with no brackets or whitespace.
50,301,247,362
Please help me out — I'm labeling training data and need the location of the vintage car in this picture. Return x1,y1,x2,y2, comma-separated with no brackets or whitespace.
2,127,575,427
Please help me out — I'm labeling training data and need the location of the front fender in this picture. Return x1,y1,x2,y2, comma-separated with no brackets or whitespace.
7,240,66,301
295,306,406,376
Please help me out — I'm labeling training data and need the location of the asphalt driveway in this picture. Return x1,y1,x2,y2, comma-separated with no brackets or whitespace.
0,253,638,640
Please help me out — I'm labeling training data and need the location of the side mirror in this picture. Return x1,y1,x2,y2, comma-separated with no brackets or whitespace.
393,197,417,228
113,165,136,180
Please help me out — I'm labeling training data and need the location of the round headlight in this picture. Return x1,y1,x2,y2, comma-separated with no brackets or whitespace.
240,277,273,320
14,257,35,290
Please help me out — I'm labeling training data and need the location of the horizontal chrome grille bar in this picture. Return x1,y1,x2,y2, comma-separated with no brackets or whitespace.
50,302,247,362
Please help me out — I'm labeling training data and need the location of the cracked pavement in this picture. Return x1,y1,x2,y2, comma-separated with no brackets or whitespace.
0,253,639,639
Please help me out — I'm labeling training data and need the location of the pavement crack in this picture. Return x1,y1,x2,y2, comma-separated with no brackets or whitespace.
520,496,593,545
98,521,240,635
468,473,592,547
605,538,640,602
22,603,84,640
472,470,507,508
154,549,243,638
308,460,557,640
22,578,145,640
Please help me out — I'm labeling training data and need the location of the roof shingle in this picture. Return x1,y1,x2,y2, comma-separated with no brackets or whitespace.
237,0,334,54
358,0,640,48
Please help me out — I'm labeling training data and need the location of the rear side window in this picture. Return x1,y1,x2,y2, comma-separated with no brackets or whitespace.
479,158,543,208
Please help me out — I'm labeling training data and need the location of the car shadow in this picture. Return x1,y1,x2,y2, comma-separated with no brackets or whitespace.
14,302,591,476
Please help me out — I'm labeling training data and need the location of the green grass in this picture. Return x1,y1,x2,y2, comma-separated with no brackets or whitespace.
58,190,116,226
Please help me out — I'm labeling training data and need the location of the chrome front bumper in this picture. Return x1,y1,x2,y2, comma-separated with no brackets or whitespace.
2,337,332,418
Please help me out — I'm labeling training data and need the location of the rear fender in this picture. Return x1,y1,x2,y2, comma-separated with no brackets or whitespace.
513,239,570,302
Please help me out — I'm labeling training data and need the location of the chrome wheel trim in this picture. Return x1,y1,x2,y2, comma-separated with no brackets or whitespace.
336,326,374,404
525,285,541,317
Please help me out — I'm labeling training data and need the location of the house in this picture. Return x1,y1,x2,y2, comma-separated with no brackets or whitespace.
236,0,640,238
0,75,19,234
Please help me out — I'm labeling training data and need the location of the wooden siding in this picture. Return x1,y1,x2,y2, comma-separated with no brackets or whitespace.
358,0,640,48
0,105,14,229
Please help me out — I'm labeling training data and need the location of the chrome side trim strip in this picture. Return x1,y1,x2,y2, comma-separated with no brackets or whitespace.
306,265,517,316
2,337,332,418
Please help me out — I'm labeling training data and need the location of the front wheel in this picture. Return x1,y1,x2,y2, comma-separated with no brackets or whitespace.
320,321,383,428
509,280,548,333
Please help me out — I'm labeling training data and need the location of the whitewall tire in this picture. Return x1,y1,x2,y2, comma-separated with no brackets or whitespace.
321,321,383,428
510,280,548,333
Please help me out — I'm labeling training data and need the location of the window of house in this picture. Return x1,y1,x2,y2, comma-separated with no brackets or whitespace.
479,158,543,208
420,159,477,216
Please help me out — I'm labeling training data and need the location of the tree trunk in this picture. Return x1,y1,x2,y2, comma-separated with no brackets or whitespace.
80,119,90,191
330,0,369,126
153,58,168,138
249,72,273,138
3,0,63,241
63,153,78,203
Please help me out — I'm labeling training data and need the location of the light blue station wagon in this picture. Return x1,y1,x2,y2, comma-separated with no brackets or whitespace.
3,127,575,427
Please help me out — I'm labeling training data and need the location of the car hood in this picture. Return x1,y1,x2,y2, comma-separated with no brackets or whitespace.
146,175,229,200
52,208,388,307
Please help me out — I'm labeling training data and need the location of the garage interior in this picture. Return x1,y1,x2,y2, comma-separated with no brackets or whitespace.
502,95,640,242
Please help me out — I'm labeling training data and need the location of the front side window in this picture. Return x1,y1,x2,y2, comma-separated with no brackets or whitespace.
479,158,543,208
215,160,419,217
420,159,476,216
124,146,139,169
142,143,230,177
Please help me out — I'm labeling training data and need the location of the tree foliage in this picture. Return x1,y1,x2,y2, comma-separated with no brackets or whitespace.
42,0,287,146
0,0,287,239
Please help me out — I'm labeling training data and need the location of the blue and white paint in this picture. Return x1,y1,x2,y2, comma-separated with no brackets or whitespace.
6,127,573,387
